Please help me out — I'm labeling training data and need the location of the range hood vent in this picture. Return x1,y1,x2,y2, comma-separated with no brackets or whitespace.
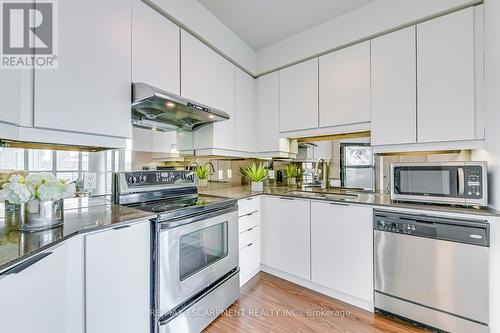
131,83,230,132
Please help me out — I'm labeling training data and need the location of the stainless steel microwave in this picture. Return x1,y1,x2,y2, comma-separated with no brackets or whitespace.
390,162,487,207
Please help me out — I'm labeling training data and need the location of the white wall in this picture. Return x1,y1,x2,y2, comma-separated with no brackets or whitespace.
148,0,256,74
256,0,480,74
472,0,500,210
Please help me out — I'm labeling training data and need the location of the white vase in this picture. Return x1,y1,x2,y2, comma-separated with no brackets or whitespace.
251,181,264,192
287,177,297,186
198,179,208,187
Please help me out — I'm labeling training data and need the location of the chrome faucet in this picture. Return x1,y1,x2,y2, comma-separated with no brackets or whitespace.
203,162,216,176
187,161,199,171
315,158,329,190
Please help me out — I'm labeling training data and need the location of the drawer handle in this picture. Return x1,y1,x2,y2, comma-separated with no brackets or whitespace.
246,242,254,248
246,197,254,201
279,197,294,200
247,227,254,232
241,211,258,218
1,252,52,276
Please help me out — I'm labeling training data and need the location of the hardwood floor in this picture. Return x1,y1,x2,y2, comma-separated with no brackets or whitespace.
204,272,430,333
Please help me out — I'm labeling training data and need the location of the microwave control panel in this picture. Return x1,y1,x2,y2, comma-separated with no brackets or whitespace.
464,166,483,199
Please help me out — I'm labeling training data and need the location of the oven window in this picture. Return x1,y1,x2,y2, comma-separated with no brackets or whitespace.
399,169,451,195
179,221,228,280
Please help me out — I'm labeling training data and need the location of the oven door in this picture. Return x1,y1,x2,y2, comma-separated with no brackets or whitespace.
391,164,465,204
158,206,238,313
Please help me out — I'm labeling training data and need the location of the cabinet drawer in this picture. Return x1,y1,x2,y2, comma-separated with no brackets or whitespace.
238,197,260,217
238,211,260,233
239,239,260,286
239,226,260,249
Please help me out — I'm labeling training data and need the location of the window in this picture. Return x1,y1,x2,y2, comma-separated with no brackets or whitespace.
28,149,53,171
0,148,24,170
56,151,79,171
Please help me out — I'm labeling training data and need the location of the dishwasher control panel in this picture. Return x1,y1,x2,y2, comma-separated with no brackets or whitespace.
374,211,489,247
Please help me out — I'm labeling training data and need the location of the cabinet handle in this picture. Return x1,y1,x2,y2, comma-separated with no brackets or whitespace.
1,252,52,276
247,227,254,232
113,225,131,230
246,242,254,248
246,197,254,201
279,197,294,200
329,202,349,207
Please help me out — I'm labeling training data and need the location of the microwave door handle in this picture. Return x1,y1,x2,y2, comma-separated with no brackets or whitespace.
458,168,465,196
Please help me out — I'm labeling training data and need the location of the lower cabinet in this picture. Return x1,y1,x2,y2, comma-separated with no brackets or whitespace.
238,197,261,286
261,197,311,280
311,202,373,302
0,238,84,333
85,221,151,333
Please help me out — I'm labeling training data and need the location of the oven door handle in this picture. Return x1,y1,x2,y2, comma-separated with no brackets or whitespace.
458,167,465,196
158,206,237,231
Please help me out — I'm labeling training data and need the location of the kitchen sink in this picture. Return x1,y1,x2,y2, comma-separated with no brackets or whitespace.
286,190,359,201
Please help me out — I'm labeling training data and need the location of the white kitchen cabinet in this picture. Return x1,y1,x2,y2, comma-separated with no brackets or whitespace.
0,71,32,126
311,202,373,302
319,41,370,128
371,27,417,146
261,196,310,280
181,30,236,151
85,221,150,333
0,238,84,333
417,8,475,143
132,127,177,154
132,0,180,94
279,58,319,132
235,68,258,152
34,0,132,138
258,72,281,152
238,197,261,286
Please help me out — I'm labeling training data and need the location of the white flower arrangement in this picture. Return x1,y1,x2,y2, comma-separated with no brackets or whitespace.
0,172,76,204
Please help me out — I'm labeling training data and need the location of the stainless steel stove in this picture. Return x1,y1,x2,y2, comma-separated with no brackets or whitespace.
113,170,240,333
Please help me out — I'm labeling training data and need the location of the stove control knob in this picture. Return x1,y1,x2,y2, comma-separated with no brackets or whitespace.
140,175,146,183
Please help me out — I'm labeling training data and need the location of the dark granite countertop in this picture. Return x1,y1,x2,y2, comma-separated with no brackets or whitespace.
0,196,155,272
199,182,500,218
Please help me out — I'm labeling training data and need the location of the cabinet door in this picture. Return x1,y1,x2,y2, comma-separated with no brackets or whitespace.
0,238,84,333
34,0,131,138
181,30,235,150
311,202,373,302
132,0,180,94
258,72,280,152
0,71,32,126
235,68,258,152
261,197,310,280
371,27,417,145
132,127,177,154
417,8,475,142
279,58,319,132
85,222,150,333
319,41,370,127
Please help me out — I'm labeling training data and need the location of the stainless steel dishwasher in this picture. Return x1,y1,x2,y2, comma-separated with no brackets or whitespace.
374,210,490,333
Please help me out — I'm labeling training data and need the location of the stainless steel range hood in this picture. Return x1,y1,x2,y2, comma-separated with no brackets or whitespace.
131,82,230,132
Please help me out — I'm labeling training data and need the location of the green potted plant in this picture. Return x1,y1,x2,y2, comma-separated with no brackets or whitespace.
240,163,267,192
195,165,210,187
283,163,299,186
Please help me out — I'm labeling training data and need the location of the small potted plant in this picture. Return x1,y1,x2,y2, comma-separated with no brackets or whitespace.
195,165,210,187
284,163,300,186
240,163,267,192
0,173,76,230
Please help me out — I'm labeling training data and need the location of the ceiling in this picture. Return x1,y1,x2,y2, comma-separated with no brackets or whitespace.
198,0,377,51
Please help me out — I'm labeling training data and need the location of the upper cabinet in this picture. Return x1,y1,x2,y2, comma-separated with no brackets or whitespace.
319,41,370,128
235,68,258,152
132,0,180,95
279,58,319,132
0,71,32,127
371,27,417,146
417,8,475,143
34,0,132,138
132,127,178,155
181,30,236,151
